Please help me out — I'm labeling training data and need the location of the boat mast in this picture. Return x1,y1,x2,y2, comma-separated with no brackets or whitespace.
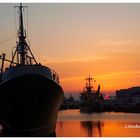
18,3,26,65
9,3,37,66
86,75,93,87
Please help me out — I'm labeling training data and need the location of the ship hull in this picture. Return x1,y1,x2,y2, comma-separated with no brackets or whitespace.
79,103,103,113
0,74,64,136
80,107,102,113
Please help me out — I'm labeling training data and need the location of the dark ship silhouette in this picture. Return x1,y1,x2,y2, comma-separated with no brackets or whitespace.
0,4,64,136
79,75,104,113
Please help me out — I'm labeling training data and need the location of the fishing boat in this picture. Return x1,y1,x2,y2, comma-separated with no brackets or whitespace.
79,75,104,113
0,3,64,136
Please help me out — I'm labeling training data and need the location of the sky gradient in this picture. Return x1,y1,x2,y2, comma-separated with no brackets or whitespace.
0,3,140,95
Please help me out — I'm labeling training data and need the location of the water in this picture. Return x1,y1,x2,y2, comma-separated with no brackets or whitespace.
56,109,140,137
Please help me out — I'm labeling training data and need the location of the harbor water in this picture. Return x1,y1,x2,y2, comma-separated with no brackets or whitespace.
56,109,140,137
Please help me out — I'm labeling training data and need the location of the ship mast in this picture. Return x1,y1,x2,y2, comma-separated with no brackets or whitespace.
86,75,92,87
10,3,37,66
85,75,94,92
18,3,26,65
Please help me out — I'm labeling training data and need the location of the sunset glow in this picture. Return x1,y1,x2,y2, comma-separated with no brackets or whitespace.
0,3,140,95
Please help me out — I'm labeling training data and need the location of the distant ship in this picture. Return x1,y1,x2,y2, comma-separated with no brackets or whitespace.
0,4,64,136
79,75,104,113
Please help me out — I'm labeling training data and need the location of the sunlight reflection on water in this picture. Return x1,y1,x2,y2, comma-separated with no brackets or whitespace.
56,109,140,137
57,109,140,121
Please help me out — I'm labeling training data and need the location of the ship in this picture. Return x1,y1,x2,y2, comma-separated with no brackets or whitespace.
79,75,104,113
0,4,64,136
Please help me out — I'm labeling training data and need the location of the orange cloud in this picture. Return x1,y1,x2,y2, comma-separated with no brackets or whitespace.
39,52,140,94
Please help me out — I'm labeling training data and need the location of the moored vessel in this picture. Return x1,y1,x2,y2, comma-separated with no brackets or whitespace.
0,3,64,136
79,75,104,113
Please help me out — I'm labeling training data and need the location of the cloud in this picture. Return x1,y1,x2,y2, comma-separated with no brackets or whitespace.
61,75,85,82
96,70,140,80
38,55,108,64
97,39,133,47
60,70,140,82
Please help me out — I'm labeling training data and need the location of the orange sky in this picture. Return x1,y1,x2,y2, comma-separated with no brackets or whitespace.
46,52,140,95
0,3,140,95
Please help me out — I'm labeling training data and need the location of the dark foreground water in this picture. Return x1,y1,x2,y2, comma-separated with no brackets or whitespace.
56,109,140,137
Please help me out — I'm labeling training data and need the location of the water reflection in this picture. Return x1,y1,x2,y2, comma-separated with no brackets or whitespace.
81,121,93,137
81,121,103,137
56,121,140,137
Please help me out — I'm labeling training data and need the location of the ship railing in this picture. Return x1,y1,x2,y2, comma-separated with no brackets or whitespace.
51,69,59,84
